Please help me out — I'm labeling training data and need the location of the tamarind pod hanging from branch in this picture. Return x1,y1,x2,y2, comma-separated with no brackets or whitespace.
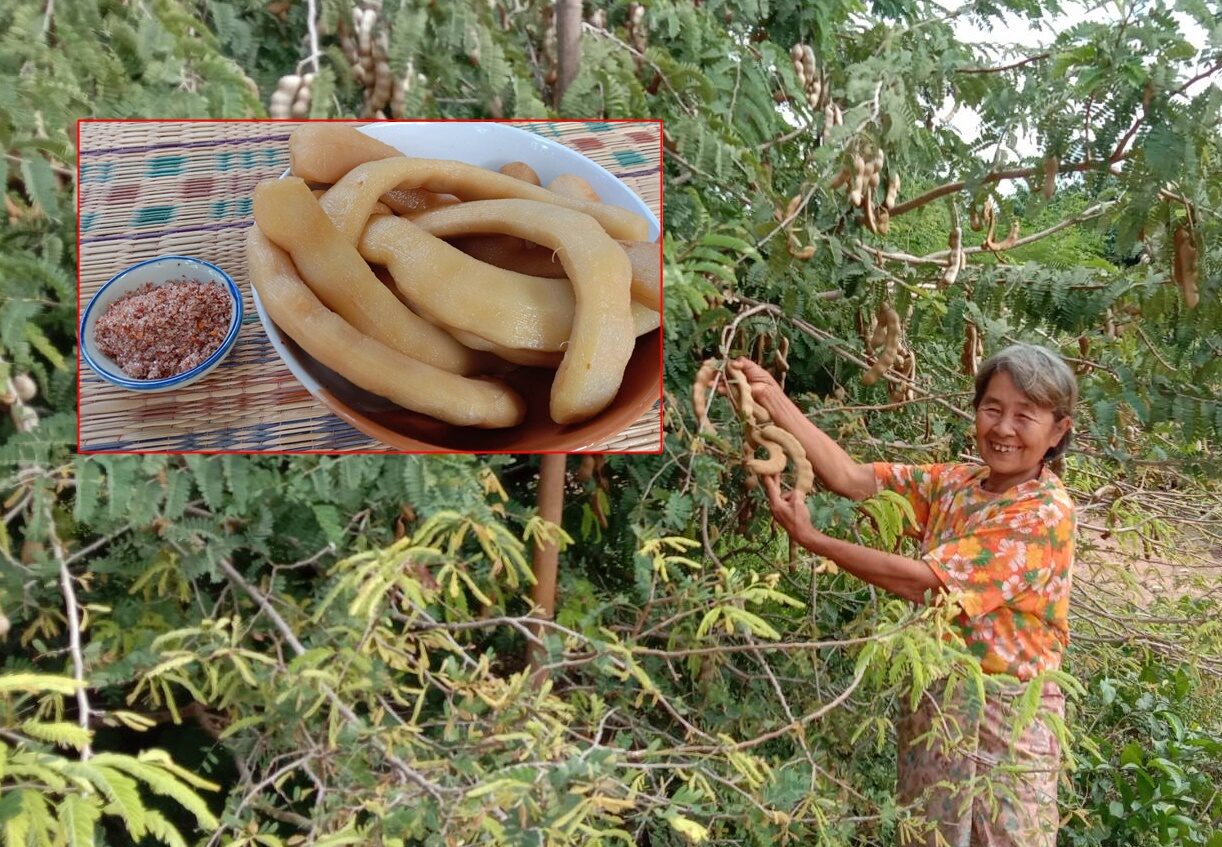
760,425,814,496
1172,223,1200,309
746,438,787,476
989,220,1021,251
862,304,900,385
884,174,900,209
727,363,755,422
1042,156,1058,200
692,359,719,434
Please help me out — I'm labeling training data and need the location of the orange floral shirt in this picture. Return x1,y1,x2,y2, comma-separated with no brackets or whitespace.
873,462,1075,680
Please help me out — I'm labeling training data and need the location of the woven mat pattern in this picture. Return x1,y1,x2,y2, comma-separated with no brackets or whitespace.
78,121,661,453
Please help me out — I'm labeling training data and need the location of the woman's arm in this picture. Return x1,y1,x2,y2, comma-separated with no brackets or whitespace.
732,358,877,501
762,477,942,603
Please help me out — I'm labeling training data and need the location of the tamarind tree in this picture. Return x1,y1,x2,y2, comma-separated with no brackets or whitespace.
1,1,1219,845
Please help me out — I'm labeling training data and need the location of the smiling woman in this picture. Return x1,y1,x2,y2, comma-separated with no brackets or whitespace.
734,342,1080,847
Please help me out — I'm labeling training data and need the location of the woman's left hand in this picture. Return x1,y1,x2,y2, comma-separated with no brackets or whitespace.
761,476,824,552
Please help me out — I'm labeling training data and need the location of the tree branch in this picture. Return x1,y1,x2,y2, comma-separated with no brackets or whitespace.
50,522,91,759
954,53,1049,75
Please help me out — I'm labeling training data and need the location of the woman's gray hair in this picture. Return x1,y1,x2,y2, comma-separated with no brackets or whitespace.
973,343,1078,462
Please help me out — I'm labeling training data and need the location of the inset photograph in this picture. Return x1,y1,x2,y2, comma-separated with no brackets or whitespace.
77,120,662,453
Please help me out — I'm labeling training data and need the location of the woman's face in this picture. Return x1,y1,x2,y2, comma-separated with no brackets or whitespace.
975,370,1072,480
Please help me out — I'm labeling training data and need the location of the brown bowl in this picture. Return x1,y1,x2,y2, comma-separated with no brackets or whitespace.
283,329,661,452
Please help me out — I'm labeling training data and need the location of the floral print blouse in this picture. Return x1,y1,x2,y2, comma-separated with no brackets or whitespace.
872,462,1076,680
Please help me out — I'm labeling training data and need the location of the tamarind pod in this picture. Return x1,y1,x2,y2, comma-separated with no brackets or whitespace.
876,206,890,235
784,194,802,220
405,199,634,424
549,173,602,203
862,304,900,385
867,314,887,352
824,103,837,134
872,148,885,171
359,214,655,352
1173,223,1199,309
863,191,878,233
312,187,392,216
291,125,649,241
727,363,755,422
444,328,563,368
759,425,814,496
790,243,816,260
829,168,850,190
802,45,816,77
254,178,497,377
867,170,881,189
246,225,524,428
693,359,718,434
500,161,542,185
991,220,1021,251
268,91,294,119
884,173,900,209
833,103,843,126
790,44,804,62
746,438,787,476
290,126,453,213
968,206,982,232
961,324,977,377
1042,156,1058,200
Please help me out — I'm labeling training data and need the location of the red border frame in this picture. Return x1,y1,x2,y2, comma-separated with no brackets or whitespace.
75,118,665,458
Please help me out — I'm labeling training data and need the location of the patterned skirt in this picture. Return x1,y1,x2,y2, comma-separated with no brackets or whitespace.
896,678,1065,847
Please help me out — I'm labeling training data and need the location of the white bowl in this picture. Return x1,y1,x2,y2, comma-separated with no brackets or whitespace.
80,256,243,392
250,122,662,452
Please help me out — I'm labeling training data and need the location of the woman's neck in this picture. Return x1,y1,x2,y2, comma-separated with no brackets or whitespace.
982,463,1043,493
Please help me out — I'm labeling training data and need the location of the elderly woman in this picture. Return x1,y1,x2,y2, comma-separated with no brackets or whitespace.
732,342,1077,847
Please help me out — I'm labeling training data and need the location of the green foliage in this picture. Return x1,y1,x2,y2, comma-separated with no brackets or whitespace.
1,0,1220,845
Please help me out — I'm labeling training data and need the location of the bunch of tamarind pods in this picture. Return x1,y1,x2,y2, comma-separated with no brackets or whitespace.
692,358,814,499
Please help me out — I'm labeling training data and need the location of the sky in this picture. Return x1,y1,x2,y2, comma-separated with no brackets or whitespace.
945,1,1216,160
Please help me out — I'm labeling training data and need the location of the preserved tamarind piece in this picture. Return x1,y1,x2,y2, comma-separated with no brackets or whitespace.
404,200,635,424
246,225,525,428
499,161,541,185
254,177,496,377
549,174,602,203
1172,223,1199,309
862,304,900,385
359,214,658,353
293,126,649,241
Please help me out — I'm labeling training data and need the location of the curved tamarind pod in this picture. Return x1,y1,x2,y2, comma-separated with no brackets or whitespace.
292,125,648,241
549,173,601,203
1173,223,1199,309
989,220,1021,251
759,425,814,496
961,323,978,377
784,194,802,220
311,188,392,216
774,336,790,388
862,304,900,385
444,328,563,368
746,437,787,476
867,314,887,353
727,363,755,422
790,243,816,260
254,178,495,376
829,167,850,190
289,124,450,212
862,191,878,233
361,214,656,352
407,199,634,424
499,160,542,185
246,226,524,428
444,236,662,312
693,359,719,434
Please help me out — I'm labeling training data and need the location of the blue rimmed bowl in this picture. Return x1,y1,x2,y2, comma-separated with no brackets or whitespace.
80,256,243,393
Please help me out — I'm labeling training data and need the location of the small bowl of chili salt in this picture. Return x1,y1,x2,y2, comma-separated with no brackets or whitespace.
81,256,242,392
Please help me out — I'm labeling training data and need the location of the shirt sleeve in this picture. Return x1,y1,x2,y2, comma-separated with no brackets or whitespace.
920,496,1074,620
872,463,944,537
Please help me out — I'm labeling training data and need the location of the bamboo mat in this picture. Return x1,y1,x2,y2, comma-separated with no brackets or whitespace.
77,121,662,453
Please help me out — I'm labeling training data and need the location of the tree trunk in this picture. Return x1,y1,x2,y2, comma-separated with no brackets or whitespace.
553,0,582,109
528,454,566,679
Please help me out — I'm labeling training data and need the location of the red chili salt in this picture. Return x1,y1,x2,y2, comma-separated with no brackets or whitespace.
94,279,232,380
